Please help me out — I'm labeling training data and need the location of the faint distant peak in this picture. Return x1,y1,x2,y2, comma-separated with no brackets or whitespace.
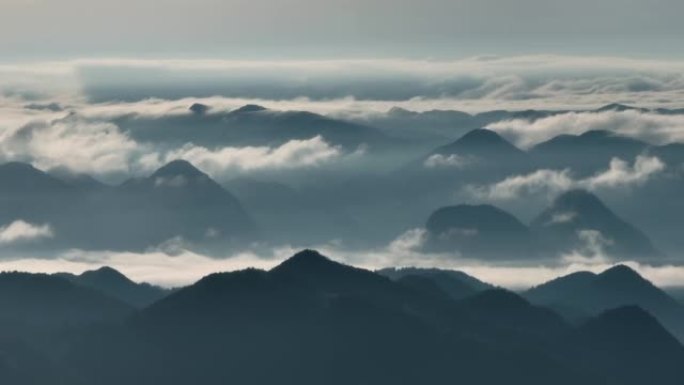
152,160,206,179
232,104,268,114
189,103,211,115
596,103,638,112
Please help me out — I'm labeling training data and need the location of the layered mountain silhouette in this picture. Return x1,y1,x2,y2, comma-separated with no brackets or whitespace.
0,251,681,384
531,189,660,259
115,104,394,150
0,272,133,330
427,129,529,171
0,160,257,252
378,267,494,299
667,287,684,305
424,204,539,260
56,267,170,308
525,264,684,342
530,130,649,175
460,289,569,337
419,189,660,261
0,250,671,385
573,306,684,385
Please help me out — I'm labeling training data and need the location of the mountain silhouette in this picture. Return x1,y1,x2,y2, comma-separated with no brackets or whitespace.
530,189,660,259
525,264,684,342
1,250,681,385
378,267,494,299
425,204,538,260
111,251,593,385
0,272,133,329
189,103,210,115
573,306,684,385
595,103,644,112
56,267,170,308
0,160,257,252
116,104,394,150
84,160,258,249
431,128,528,166
0,162,72,194
530,130,649,175
460,289,569,337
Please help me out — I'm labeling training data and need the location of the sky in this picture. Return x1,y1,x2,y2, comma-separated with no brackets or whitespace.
1,0,684,59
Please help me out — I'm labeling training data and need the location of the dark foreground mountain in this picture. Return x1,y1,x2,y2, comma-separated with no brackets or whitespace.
525,264,684,342
378,267,494,300
0,272,133,328
0,250,670,385
573,306,684,384
667,287,684,305
56,267,171,308
1,251,684,384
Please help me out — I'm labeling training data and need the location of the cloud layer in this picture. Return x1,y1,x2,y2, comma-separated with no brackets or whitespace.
0,111,352,181
488,110,684,149
470,155,665,201
2,237,684,290
3,55,684,112
162,136,346,175
0,220,53,245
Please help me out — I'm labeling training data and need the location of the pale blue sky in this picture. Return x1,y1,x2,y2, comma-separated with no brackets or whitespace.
1,0,683,59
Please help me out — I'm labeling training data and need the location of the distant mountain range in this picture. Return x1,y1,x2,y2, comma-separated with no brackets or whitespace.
2,103,684,256
55,266,171,308
0,160,257,252
353,103,684,145
378,267,495,299
529,129,649,176
423,189,660,261
114,104,396,150
525,264,684,342
424,203,539,260
531,189,661,259
1,250,683,385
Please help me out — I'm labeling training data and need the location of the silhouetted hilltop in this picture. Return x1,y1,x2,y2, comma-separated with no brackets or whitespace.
0,272,133,329
531,189,660,259
574,305,684,385
461,289,568,337
530,130,649,174
0,250,681,385
378,267,494,299
432,129,528,164
425,204,538,259
526,264,684,341
57,267,170,308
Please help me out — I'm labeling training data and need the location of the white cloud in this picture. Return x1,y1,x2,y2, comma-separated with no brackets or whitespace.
0,112,353,181
561,230,614,264
2,239,684,290
0,220,53,245
424,154,473,169
488,110,684,149
470,169,575,201
471,155,665,201
547,212,577,225
0,116,146,178
160,136,346,175
585,156,665,189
